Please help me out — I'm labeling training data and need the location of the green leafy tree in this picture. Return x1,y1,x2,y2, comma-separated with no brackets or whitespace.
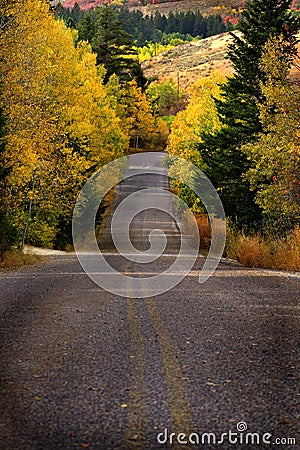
0,0,128,250
55,3,71,23
146,78,184,116
198,0,300,228
165,12,177,34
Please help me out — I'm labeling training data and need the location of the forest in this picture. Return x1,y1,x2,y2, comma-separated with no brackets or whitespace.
0,0,299,271
55,3,231,45
0,0,162,259
166,0,300,270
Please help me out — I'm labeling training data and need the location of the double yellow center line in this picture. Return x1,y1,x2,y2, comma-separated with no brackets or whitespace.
126,296,148,447
125,266,193,449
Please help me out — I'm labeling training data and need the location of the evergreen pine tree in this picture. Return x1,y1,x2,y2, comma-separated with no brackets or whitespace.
78,10,97,42
70,2,82,26
193,12,205,37
55,3,71,22
198,0,300,227
91,5,144,86
165,12,177,34
153,12,167,32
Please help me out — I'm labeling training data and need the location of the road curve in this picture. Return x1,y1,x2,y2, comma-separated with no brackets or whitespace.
0,153,299,450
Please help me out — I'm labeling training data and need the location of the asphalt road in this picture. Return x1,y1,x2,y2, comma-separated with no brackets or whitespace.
0,153,299,450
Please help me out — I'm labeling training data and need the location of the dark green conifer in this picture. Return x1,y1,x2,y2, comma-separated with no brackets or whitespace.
91,5,145,86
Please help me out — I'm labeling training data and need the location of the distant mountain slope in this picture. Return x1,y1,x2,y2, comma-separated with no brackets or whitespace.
128,0,241,16
60,0,242,14
142,30,300,88
61,0,104,10
141,31,237,87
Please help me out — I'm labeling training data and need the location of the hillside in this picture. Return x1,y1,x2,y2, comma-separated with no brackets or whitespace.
141,31,237,87
128,0,241,16
60,0,242,14
142,29,300,88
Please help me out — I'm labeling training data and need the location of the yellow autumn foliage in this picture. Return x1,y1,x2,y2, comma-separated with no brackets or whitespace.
166,71,226,214
167,70,226,167
0,0,129,247
106,76,156,150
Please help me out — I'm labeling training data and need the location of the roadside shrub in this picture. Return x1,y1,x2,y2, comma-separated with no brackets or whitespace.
225,226,300,271
26,217,57,249
0,249,39,270
0,214,19,261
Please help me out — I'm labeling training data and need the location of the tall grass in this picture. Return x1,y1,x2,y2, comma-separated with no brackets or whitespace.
195,215,300,271
196,216,212,252
0,249,40,270
225,227,300,272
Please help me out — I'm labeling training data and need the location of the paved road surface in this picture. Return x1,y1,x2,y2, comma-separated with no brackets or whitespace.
0,153,299,449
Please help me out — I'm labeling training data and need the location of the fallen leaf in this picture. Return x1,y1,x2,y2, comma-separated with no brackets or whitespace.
278,419,292,426
128,434,139,440
121,404,128,408
35,396,42,401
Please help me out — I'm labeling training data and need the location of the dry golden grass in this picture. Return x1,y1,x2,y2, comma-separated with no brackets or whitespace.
194,214,299,271
225,227,300,272
142,32,235,88
196,216,212,252
181,212,211,251
0,249,41,271
142,30,300,89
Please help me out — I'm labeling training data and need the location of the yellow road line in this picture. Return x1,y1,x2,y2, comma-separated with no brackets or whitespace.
126,265,193,449
126,273,148,448
145,298,193,440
